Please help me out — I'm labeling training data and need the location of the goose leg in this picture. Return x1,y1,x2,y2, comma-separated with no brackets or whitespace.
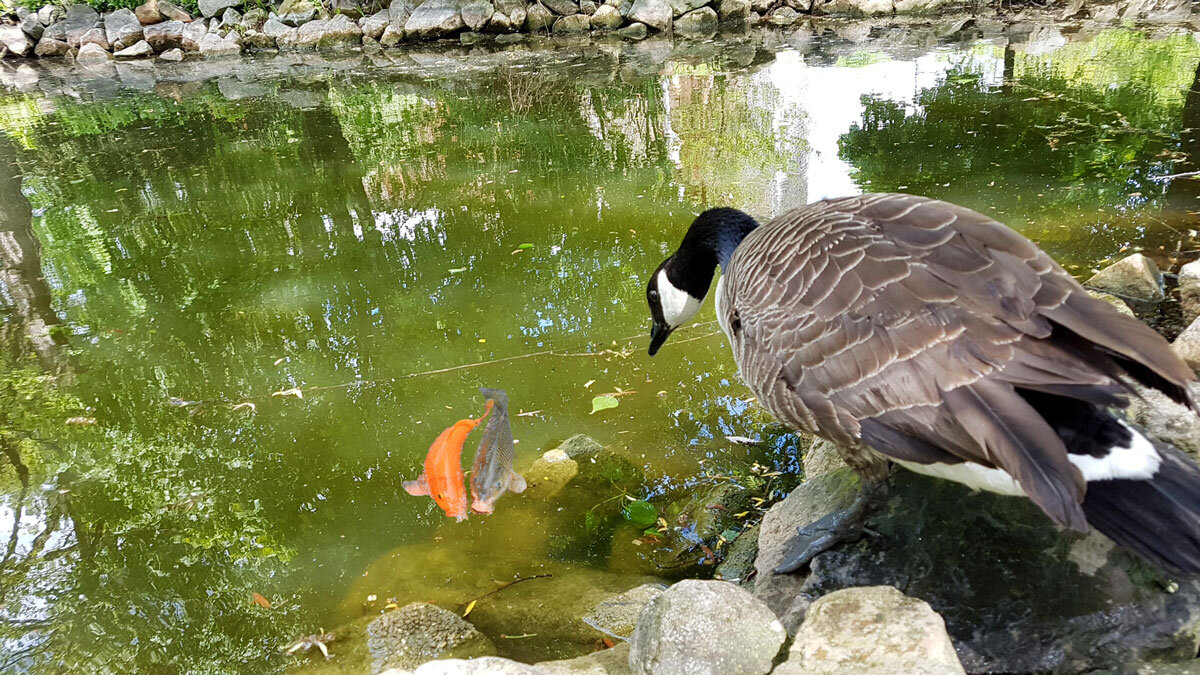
773,479,888,574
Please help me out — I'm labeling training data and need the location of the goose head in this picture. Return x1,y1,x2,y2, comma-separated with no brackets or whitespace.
647,208,760,356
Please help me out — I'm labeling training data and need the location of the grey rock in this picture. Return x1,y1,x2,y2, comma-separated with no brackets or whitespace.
319,13,363,46
778,586,964,674
276,0,318,25
716,0,749,22
404,0,466,38
359,8,390,38
0,25,32,57
79,27,110,50
262,16,293,37
767,6,798,24
556,434,604,459
43,19,67,42
590,4,622,27
537,643,632,674
361,33,381,50
1086,253,1165,303
241,7,268,28
1179,260,1200,324
33,38,70,56
61,4,101,48
20,14,44,41
199,31,241,55
714,523,759,585
158,0,193,22
667,0,706,17
1086,290,1135,317
615,20,646,37
544,0,580,14
114,39,155,56
892,0,948,11
553,12,589,31
484,10,517,32
580,0,597,13
494,0,526,14
803,437,847,480
674,5,716,34
198,0,239,18
627,0,669,30
182,20,207,50
1117,0,1190,21
749,0,769,13
389,0,414,26
379,21,403,44
461,0,495,30
241,29,275,47
367,602,496,672
105,9,144,50
1174,316,1200,374
630,580,786,675
220,7,243,27
144,20,185,50
158,46,184,60
75,42,112,63
135,0,164,24
330,0,366,19
583,584,666,640
410,657,543,674
525,2,554,30
38,5,64,26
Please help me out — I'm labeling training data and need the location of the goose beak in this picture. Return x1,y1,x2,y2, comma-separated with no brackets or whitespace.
648,322,672,356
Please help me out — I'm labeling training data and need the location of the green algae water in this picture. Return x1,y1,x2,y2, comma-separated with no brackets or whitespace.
2,21,1200,672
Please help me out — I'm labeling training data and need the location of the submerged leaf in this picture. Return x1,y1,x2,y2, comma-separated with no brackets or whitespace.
448,267,467,274
590,396,619,414
463,600,477,618
251,592,272,609
623,500,657,527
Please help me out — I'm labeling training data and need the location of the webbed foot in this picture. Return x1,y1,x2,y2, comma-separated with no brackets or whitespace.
773,480,888,574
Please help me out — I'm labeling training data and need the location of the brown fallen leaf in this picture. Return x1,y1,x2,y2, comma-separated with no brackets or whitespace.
252,592,272,609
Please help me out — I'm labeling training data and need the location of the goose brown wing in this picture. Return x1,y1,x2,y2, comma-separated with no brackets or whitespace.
722,193,1196,531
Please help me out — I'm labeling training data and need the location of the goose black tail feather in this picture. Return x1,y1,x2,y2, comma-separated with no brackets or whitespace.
1082,441,1200,575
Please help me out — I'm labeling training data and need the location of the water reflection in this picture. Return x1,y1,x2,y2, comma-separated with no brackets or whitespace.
0,22,1198,672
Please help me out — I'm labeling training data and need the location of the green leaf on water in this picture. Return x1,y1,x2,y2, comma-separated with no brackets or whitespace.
517,243,533,249
623,500,658,528
590,395,619,414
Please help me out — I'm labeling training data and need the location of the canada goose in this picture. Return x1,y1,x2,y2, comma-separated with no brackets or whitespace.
646,193,1200,575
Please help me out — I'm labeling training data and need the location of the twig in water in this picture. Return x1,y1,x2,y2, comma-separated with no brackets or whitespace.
456,573,553,612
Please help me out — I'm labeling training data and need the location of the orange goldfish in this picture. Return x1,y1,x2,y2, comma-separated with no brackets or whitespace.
403,400,494,521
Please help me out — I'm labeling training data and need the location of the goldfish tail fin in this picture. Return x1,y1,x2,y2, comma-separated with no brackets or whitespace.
402,475,430,496
509,472,527,494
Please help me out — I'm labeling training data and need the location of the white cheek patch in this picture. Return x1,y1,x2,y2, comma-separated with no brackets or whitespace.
657,269,701,328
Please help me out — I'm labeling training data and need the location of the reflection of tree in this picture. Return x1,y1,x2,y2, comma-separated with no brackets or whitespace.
0,136,68,374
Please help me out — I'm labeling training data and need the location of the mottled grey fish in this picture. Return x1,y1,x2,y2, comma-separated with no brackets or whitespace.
469,387,526,514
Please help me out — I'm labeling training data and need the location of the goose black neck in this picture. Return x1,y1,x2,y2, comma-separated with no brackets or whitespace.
678,208,760,275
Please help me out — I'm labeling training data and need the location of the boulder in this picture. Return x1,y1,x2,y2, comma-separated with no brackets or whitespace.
409,657,543,674
767,6,798,24
359,8,390,38
199,31,241,56
379,21,403,44
580,0,597,13
1086,290,1136,317
803,437,846,480
78,27,110,50
525,2,554,30
667,0,707,17
105,9,144,50
1117,0,1191,21
615,20,646,37
241,7,268,28
20,14,44,41
582,584,667,640
318,13,363,46
544,0,580,14
1085,253,1164,304
182,20,207,50
33,38,70,57
198,0,239,18
764,468,1200,672
135,0,165,24
75,42,112,64
61,4,101,48
114,39,155,56
389,0,414,26
330,0,366,18
1179,260,1200,324
404,0,466,38
241,29,275,47
158,0,193,22
219,8,243,29
276,0,318,25
461,0,495,30
778,586,964,674
590,4,622,27
674,5,716,34
537,642,632,674
627,0,669,30
367,602,496,672
1173,316,1200,374
262,16,294,37
716,0,750,22
552,13,589,31
0,26,32,57
484,10,517,31
158,46,184,60
629,580,785,675
144,20,185,51
38,5,64,26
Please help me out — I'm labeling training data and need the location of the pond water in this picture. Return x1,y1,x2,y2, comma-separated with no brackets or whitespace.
2,18,1200,673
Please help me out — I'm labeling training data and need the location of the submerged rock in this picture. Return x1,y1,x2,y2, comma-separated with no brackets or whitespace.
761,468,1200,672
778,586,964,674
582,583,666,640
629,579,785,675
1086,253,1164,304
368,603,497,672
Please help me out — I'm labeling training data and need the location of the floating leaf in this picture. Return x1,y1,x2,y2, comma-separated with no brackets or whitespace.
271,387,303,399
517,243,533,249
623,500,657,528
463,600,477,618
590,395,619,414
65,416,97,425
252,592,272,609
448,267,467,274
